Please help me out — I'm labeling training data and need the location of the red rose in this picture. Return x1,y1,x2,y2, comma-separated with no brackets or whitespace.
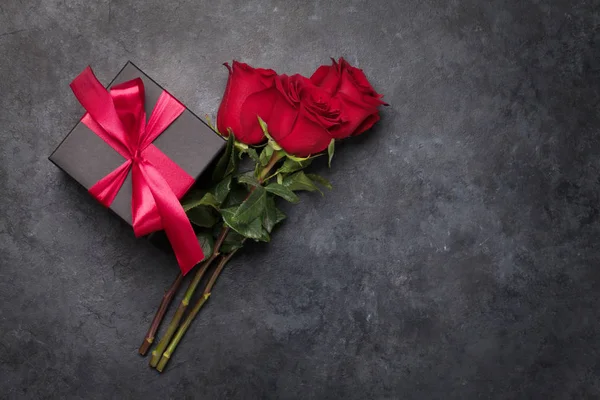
217,61,277,144
260,74,343,157
310,58,385,139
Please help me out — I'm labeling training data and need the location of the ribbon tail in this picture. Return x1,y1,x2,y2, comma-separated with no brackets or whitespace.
89,160,132,207
135,161,204,275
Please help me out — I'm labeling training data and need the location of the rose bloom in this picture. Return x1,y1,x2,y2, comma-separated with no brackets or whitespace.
217,61,277,144
261,74,344,157
310,57,386,139
217,58,385,157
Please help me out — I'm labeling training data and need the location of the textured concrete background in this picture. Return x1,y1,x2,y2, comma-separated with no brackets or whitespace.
1,0,600,398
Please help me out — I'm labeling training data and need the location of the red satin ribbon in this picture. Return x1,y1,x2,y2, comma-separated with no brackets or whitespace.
70,66,204,275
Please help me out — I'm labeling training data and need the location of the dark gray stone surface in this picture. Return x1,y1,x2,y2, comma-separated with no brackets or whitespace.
1,0,599,398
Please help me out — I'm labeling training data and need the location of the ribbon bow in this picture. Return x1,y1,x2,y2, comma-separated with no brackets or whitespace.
70,66,204,275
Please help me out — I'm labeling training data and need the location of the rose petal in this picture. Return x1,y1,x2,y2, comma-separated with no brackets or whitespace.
239,88,278,144
277,108,332,157
352,112,380,136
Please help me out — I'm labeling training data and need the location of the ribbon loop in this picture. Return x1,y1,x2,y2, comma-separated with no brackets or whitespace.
70,66,204,275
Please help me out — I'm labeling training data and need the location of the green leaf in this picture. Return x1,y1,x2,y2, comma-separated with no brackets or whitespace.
275,206,286,224
246,148,260,162
259,145,274,167
225,144,239,178
276,158,313,174
262,197,278,233
277,174,283,185
222,208,269,242
220,231,245,253
221,182,250,209
180,189,206,210
182,192,220,211
237,171,260,187
213,176,232,204
327,139,335,168
307,173,332,190
265,183,300,203
187,206,218,228
196,232,214,256
212,134,235,181
233,186,267,224
283,171,319,192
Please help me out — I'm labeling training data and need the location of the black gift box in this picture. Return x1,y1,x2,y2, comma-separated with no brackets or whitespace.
50,62,225,229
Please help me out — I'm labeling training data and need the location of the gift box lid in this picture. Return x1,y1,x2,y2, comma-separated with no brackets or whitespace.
49,61,225,226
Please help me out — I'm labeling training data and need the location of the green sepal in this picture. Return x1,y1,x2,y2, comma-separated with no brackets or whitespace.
327,139,335,168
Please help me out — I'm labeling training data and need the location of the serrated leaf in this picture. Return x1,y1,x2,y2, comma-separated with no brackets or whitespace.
262,197,278,233
246,148,260,162
213,176,232,204
182,192,220,211
222,208,269,242
180,189,206,210
225,143,239,178
212,134,235,181
307,173,332,190
277,174,283,185
237,171,260,187
327,139,335,168
275,206,286,224
276,158,313,174
220,231,245,254
196,232,214,256
219,241,244,253
283,171,319,192
265,183,300,203
233,186,267,224
187,206,218,228
222,182,250,209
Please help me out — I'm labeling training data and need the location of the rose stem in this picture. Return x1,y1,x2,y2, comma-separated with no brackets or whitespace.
149,227,229,367
152,152,283,372
156,250,237,372
138,273,184,356
154,150,282,370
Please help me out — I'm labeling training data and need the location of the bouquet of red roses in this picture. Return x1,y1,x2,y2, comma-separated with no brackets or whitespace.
139,58,386,372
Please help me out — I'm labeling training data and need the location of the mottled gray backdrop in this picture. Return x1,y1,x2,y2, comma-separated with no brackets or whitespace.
1,0,600,399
